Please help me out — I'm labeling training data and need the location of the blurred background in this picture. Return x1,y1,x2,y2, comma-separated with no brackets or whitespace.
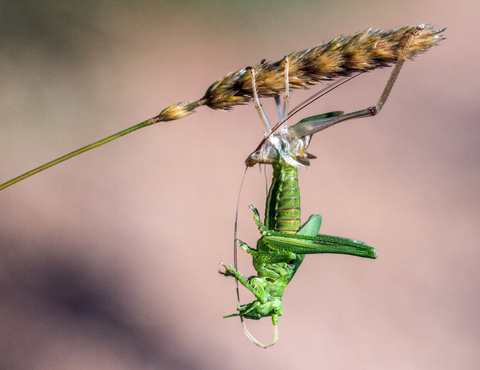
0,0,478,369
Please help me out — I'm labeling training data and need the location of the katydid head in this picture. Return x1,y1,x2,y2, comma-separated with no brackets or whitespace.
245,110,347,168
245,132,314,168
224,298,283,321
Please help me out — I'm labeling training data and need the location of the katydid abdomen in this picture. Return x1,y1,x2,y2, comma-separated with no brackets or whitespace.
265,164,301,234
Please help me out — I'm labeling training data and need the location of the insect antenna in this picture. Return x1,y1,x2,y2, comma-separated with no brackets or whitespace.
289,75,358,116
230,163,278,349
251,71,366,155
233,166,249,302
242,319,278,349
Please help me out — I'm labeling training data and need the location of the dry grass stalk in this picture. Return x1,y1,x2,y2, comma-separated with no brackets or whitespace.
0,24,445,191
156,24,445,122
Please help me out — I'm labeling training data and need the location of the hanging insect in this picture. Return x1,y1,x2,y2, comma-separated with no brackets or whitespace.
220,25,444,347
0,24,444,347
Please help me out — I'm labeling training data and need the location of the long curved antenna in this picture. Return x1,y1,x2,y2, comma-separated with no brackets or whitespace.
251,72,364,155
289,76,351,115
233,167,278,349
241,317,278,349
234,166,249,302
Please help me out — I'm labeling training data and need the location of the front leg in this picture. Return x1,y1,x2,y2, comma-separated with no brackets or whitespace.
220,263,267,303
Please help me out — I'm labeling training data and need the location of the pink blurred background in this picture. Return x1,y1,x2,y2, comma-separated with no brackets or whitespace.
0,1,478,369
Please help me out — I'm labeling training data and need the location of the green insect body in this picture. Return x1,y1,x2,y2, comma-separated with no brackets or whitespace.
221,28,433,346
0,25,443,347
222,163,377,326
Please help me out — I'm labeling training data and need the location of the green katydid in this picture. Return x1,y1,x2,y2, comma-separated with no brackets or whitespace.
0,25,444,347
221,26,432,347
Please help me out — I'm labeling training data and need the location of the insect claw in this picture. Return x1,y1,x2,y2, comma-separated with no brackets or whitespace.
368,106,378,115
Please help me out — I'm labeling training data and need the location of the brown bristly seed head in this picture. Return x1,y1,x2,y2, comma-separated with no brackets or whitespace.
155,101,201,122
155,25,445,122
